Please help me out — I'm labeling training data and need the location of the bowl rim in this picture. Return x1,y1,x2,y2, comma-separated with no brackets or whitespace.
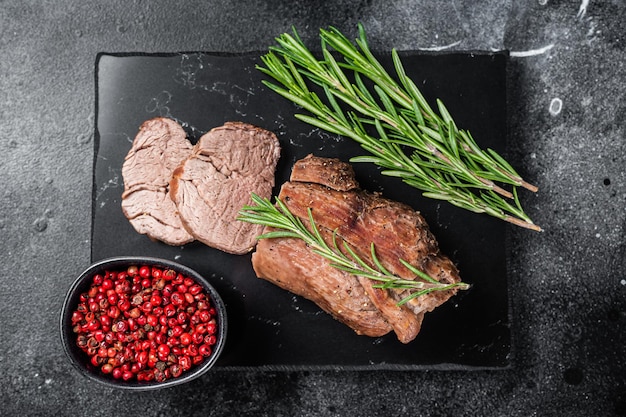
60,256,227,390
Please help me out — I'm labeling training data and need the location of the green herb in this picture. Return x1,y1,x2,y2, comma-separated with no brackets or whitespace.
257,24,541,231
238,193,470,306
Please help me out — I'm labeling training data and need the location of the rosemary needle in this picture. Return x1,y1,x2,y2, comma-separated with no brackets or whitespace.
238,193,469,306
257,24,541,231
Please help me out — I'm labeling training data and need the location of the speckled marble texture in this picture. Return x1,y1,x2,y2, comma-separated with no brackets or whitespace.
1,0,625,416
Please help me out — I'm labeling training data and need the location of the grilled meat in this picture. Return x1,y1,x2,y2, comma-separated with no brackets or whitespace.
251,154,462,343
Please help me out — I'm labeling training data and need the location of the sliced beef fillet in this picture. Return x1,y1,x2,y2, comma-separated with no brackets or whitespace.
251,154,462,343
170,122,281,254
121,117,194,246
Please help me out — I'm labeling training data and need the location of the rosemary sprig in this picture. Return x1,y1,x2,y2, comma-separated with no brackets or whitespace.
257,24,541,231
238,193,470,306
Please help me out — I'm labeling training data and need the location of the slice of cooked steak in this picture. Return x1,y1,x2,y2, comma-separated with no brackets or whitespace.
121,117,194,246
170,122,281,254
251,155,462,343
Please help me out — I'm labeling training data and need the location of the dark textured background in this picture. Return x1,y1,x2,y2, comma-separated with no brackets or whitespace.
1,0,625,416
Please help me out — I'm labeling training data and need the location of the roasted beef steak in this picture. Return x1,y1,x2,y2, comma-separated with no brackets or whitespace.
251,154,462,343
170,122,281,254
121,117,195,246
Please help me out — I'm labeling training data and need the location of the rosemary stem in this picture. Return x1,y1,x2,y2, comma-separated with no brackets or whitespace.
258,24,540,231
238,195,471,303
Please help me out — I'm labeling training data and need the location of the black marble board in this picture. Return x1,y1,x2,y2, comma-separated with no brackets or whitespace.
92,51,510,370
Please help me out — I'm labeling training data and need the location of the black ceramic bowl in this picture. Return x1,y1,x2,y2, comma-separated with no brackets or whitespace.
60,256,227,390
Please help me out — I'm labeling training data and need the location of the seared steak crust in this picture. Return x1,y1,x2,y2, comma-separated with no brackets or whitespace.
251,154,462,343
121,117,194,246
253,228,393,337
290,154,359,191
170,122,281,254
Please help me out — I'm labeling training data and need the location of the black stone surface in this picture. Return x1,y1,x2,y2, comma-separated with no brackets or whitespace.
93,51,508,370
1,0,625,416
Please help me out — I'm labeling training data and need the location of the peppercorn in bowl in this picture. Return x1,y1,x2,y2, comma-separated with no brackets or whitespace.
60,256,227,390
